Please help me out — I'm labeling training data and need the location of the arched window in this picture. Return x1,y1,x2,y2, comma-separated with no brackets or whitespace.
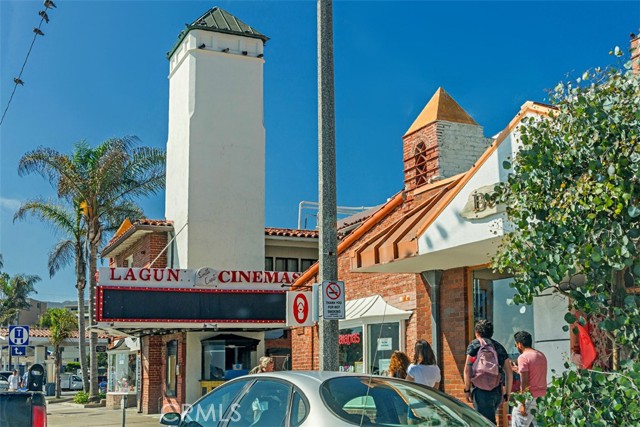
414,142,428,187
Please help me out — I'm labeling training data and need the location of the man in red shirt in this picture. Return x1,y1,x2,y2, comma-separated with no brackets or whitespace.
512,331,547,427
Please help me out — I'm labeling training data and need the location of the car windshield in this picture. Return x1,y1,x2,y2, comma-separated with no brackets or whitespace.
320,376,494,427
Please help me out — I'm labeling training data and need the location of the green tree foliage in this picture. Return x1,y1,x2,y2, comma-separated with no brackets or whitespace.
46,308,77,398
0,272,40,324
18,136,165,400
492,50,640,425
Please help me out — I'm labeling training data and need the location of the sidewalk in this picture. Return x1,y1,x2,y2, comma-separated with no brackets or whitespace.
48,403,161,427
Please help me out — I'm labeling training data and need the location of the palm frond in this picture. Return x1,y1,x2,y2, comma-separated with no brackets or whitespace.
48,240,75,278
14,199,80,237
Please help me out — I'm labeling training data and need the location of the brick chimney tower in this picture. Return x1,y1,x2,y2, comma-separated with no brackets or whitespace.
402,87,491,201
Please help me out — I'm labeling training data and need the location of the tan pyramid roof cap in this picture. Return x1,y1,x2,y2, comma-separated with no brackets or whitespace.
404,87,477,136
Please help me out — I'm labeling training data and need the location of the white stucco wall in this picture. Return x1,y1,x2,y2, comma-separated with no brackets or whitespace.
166,30,265,271
418,126,519,256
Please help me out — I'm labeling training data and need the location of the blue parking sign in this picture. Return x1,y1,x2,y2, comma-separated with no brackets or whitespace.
10,346,26,356
9,325,30,346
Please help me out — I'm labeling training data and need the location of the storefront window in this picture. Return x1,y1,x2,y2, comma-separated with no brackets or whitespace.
166,340,177,396
338,326,363,373
201,335,258,380
202,341,225,380
368,323,400,375
107,352,137,393
472,269,534,357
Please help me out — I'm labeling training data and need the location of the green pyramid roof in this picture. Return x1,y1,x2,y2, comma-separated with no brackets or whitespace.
167,7,269,59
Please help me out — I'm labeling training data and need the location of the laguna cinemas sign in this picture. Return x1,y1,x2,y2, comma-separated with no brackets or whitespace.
98,267,300,290
195,267,301,290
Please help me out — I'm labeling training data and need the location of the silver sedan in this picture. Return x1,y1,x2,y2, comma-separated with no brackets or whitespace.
160,371,494,426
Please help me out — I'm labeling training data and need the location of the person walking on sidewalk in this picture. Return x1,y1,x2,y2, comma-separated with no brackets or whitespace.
511,330,547,427
464,320,513,425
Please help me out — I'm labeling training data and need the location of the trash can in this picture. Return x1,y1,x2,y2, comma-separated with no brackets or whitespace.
45,383,55,396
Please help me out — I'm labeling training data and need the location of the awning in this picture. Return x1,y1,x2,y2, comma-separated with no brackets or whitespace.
341,295,412,328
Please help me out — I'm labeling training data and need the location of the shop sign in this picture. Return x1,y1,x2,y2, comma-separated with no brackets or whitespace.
98,267,193,287
98,267,303,291
196,267,301,290
286,291,314,327
460,183,506,219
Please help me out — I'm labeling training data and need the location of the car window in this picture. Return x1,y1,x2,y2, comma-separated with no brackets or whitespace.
289,389,309,427
227,379,292,427
182,379,252,427
320,376,494,427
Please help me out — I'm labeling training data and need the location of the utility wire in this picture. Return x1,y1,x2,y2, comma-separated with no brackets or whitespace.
0,3,56,127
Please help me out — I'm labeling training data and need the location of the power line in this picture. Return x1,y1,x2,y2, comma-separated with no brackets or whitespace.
0,2,57,127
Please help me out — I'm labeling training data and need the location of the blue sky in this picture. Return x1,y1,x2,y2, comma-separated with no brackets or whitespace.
1,1,638,302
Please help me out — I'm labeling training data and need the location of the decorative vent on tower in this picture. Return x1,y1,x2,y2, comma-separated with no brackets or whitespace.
414,142,428,187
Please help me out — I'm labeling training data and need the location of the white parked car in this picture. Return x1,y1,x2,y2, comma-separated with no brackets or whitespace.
160,371,494,426
60,374,83,391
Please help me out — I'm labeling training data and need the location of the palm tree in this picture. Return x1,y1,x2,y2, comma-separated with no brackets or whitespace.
18,136,166,400
42,308,77,398
0,272,40,325
14,199,90,392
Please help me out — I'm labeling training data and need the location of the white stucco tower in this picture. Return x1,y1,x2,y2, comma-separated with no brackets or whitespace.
165,7,268,270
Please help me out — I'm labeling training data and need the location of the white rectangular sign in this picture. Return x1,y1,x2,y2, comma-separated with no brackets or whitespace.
377,337,392,351
286,291,315,327
322,281,345,320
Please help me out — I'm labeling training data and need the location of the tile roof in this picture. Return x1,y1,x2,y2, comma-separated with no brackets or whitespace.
350,175,465,270
0,327,110,340
404,87,477,136
167,7,268,59
265,228,318,238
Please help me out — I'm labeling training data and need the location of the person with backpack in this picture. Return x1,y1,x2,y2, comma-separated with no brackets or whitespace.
511,330,547,427
463,320,513,425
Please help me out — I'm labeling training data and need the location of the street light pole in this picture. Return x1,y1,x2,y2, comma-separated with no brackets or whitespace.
317,0,339,371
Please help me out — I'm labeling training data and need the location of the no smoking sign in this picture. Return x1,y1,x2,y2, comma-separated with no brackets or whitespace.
322,281,345,320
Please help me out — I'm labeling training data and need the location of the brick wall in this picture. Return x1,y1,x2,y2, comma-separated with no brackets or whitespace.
111,232,169,268
402,120,489,201
437,122,492,179
140,335,163,414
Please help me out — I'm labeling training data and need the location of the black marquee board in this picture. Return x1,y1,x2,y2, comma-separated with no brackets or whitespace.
98,288,286,323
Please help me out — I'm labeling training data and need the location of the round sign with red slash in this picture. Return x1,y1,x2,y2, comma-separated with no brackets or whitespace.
325,282,342,300
293,293,309,324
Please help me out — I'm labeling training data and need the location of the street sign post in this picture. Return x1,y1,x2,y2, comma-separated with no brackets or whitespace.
286,291,315,327
9,325,30,346
10,346,26,357
321,281,345,320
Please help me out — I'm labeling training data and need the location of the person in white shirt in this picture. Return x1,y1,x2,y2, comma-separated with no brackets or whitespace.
8,370,19,391
406,339,441,388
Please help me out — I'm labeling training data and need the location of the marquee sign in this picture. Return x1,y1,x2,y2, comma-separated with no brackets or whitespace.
96,267,295,325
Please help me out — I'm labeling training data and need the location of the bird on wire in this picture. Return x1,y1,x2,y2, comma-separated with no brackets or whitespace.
44,0,57,8
13,78,24,86
39,10,49,23
33,28,45,36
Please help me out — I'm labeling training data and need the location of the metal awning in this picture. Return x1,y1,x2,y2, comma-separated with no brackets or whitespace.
341,295,412,328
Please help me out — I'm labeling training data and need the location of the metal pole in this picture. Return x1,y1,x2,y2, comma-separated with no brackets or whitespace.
317,0,339,371
121,393,127,426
